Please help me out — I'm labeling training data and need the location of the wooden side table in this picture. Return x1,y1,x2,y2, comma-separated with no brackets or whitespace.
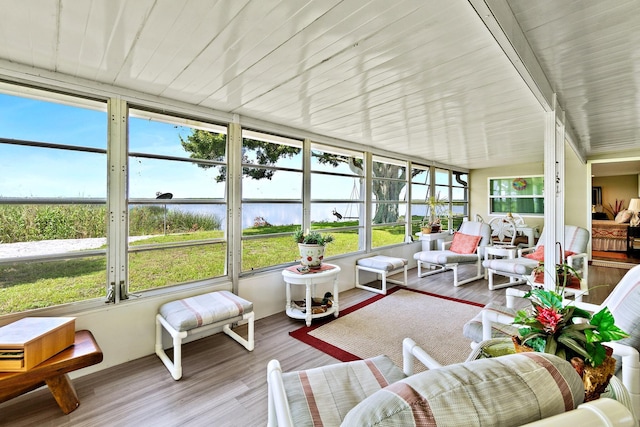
0,330,103,414
282,264,340,326
627,226,640,257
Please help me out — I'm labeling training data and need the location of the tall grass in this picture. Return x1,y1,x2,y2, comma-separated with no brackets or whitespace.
0,204,222,243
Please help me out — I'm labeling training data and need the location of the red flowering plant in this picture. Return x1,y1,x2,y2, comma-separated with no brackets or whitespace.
512,288,629,368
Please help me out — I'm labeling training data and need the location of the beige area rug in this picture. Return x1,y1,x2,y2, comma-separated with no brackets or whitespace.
290,288,483,371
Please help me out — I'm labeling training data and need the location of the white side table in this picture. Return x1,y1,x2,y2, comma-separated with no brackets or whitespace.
282,264,341,326
484,245,517,290
416,231,452,251
515,225,538,246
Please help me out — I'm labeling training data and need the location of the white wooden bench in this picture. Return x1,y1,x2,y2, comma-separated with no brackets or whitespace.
155,290,254,380
355,255,408,295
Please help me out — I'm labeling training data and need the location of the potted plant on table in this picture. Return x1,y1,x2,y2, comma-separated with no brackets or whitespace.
421,194,447,234
512,284,629,401
293,228,334,269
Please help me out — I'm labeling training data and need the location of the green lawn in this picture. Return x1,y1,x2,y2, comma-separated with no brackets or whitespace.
0,222,412,314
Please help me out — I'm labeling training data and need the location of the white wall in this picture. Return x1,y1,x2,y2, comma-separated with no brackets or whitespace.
469,161,545,232
468,142,589,233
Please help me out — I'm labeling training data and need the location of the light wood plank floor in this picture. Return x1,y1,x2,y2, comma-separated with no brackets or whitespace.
0,264,630,427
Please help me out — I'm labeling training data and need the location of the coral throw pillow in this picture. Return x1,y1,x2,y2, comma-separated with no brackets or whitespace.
449,232,481,254
524,245,545,261
524,245,576,261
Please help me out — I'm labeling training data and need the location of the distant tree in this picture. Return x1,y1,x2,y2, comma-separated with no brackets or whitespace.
180,130,416,223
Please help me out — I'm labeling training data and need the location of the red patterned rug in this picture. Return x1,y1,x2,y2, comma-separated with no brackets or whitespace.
289,287,484,368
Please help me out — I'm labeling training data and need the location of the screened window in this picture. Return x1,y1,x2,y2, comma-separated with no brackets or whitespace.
0,88,108,315
241,130,303,271
310,143,364,256
451,170,469,229
410,165,430,235
489,176,544,215
128,109,228,292
371,156,408,248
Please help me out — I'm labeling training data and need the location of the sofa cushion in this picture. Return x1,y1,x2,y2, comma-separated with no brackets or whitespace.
462,302,519,343
341,353,584,427
282,355,405,427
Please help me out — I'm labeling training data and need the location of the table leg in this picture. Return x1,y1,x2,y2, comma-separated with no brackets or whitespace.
333,275,339,318
305,283,312,327
45,373,80,414
285,281,291,311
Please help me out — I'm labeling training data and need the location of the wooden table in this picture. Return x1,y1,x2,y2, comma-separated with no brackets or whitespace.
0,330,103,414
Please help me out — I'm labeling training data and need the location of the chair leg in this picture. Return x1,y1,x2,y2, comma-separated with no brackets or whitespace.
451,262,485,287
155,314,188,380
416,260,447,278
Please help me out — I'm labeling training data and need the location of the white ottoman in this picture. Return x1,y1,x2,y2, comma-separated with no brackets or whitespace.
355,255,408,295
155,290,254,380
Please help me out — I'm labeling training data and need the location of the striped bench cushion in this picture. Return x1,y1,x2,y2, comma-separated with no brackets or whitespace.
159,291,253,332
357,255,408,271
342,353,584,426
282,355,405,427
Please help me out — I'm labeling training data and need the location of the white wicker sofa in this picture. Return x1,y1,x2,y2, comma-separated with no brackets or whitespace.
266,338,635,426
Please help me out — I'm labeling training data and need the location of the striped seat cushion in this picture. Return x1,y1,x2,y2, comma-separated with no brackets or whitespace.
482,256,539,275
159,291,253,332
357,255,408,271
282,355,405,427
342,353,584,426
462,302,520,343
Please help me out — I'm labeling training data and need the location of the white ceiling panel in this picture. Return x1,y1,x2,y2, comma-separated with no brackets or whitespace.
0,0,638,170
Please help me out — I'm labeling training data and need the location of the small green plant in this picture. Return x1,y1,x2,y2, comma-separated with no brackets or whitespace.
293,228,334,245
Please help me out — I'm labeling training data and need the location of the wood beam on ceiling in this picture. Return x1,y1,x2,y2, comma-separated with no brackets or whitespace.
467,0,586,164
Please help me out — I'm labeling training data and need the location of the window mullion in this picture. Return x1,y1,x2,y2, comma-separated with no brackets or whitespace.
107,98,129,303
228,121,242,288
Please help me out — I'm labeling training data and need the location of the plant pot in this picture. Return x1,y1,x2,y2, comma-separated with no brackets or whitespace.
533,269,581,289
421,226,432,234
511,336,534,353
578,347,616,402
298,243,325,269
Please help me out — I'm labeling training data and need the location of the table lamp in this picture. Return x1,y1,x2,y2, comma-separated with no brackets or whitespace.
628,198,640,227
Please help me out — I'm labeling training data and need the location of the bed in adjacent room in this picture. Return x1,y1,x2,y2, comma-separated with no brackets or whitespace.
592,214,631,252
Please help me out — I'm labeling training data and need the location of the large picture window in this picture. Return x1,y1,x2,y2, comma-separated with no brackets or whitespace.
310,143,364,256
489,176,544,215
0,81,470,316
371,156,407,248
128,109,228,292
241,130,303,272
0,88,108,315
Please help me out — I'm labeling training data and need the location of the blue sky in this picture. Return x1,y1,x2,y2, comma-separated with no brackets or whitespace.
0,92,361,226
